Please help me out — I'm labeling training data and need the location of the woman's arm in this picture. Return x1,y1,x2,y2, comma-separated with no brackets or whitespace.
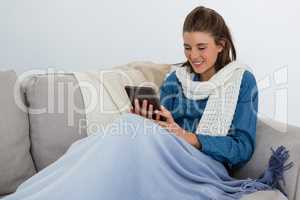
196,71,258,169
179,131,202,149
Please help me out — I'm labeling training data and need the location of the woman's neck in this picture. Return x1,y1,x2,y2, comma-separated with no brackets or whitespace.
199,67,216,81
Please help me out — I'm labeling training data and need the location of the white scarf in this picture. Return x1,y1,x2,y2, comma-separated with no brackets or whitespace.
175,61,247,136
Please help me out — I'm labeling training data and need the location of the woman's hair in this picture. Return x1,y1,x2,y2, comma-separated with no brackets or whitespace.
182,6,236,71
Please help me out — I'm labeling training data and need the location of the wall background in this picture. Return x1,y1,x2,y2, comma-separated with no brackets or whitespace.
1,0,299,127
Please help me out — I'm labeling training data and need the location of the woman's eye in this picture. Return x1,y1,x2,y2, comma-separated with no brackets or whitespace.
184,47,205,51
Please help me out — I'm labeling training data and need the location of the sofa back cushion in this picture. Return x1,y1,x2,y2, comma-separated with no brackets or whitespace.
0,71,36,195
23,73,87,171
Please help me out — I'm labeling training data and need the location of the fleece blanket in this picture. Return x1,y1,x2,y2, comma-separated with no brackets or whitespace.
2,114,286,200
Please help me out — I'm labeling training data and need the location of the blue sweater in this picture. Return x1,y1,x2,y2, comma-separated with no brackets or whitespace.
159,70,258,169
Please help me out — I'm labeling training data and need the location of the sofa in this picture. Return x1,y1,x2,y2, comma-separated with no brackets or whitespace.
0,62,299,199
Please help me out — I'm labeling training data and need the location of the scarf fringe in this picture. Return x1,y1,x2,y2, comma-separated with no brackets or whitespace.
239,146,293,197
257,145,294,196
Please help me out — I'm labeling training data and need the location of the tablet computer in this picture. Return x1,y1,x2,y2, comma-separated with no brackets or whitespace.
124,85,166,121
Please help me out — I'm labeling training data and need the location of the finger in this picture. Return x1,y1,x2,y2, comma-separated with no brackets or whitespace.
154,109,169,118
160,105,170,114
156,120,168,128
134,99,140,114
141,100,148,117
129,107,134,113
157,106,173,122
160,105,166,111
148,104,153,119
155,109,160,121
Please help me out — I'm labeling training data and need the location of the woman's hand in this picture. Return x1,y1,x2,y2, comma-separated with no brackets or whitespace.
154,106,201,149
154,106,185,136
129,99,154,119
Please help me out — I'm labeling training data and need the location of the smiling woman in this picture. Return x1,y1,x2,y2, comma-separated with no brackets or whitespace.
157,6,253,168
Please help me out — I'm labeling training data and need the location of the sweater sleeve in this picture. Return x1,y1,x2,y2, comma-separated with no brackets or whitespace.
196,71,258,169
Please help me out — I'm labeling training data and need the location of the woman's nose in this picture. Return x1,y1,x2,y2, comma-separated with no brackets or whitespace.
189,49,200,60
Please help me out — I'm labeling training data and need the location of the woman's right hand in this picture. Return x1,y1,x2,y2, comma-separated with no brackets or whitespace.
130,98,155,120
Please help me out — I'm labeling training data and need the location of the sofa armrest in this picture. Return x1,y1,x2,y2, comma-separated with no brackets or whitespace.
233,118,300,200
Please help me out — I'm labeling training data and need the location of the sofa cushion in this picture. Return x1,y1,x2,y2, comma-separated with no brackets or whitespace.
0,70,36,195
241,190,287,200
23,73,87,171
114,61,171,88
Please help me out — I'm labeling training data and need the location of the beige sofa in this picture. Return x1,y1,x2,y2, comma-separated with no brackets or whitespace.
0,63,299,199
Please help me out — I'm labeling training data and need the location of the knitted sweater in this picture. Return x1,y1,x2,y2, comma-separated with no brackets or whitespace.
159,70,258,169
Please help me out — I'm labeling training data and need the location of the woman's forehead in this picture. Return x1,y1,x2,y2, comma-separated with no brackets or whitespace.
183,32,214,45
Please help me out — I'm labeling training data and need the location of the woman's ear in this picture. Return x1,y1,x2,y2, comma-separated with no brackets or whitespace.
217,40,225,52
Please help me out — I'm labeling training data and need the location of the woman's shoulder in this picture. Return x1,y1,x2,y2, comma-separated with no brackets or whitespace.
162,70,181,86
160,70,181,93
241,70,257,87
238,70,258,102
164,70,179,81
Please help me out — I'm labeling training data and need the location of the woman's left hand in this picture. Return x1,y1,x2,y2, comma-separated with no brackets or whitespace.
154,106,186,137
154,106,202,149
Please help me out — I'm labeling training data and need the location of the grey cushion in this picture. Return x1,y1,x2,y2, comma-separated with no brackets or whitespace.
0,71,36,195
233,119,300,200
241,190,287,200
23,73,87,171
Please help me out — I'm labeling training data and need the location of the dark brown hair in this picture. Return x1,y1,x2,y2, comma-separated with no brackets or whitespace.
182,6,236,71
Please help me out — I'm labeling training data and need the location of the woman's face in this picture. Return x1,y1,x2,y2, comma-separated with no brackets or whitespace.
183,31,223,81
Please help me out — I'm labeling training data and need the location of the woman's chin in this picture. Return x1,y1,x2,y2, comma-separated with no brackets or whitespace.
191,66,207,74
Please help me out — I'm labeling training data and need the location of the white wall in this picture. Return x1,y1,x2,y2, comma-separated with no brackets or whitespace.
1,0,300,127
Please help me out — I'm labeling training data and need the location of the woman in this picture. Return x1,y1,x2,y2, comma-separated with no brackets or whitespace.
133,6,256,170
4,6,291,200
